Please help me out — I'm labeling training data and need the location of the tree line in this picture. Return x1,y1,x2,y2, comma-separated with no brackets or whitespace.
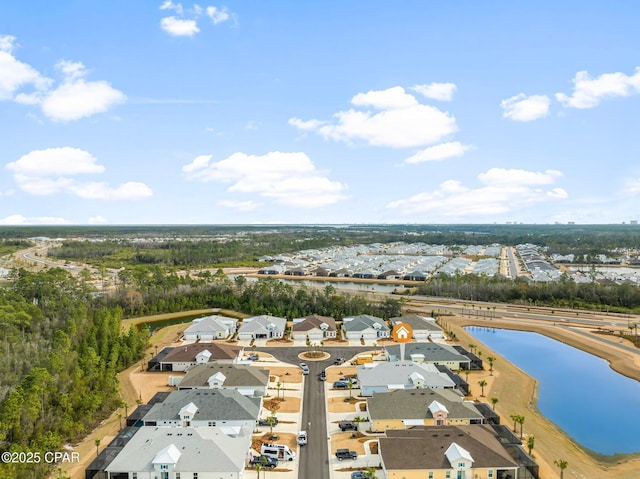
0,269,149,479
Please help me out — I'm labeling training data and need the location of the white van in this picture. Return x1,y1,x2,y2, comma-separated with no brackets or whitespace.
297,431,307,446
260,443,296,461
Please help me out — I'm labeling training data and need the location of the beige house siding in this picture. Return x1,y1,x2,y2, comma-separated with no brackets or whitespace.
387,468,500,479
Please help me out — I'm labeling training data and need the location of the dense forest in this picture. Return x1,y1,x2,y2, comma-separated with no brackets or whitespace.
0,269,149,479
414,273,640,313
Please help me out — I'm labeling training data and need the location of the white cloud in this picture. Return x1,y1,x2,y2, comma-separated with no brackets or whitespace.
206,6,231,24
68,181,153,200
7,147,105,176
290,86,457,148
501,93,550,122
0,214,70,225
88,215,108,224
0,39,124,121
160,0,184,14
182,151,348,207
218,200,259,211
6,147,153,200
412,82,457,101
404,142,473,164
0,35,52,101
161,16,200,36
556,68,640,109
387,167,567,218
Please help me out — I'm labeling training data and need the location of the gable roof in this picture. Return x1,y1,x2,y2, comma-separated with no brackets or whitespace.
292,314,337,332
385,342,469,363
367,389,482,422
358,362,455,390
238,315,286,334
105,426,251,473
380,425,518,471
143,389,261,423
342,314,389,332
161,342,243,363
445,442,474,464
177,364,269,389
390,314,441,331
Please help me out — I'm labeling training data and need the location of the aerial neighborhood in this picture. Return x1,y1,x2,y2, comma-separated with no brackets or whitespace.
85,312,538,479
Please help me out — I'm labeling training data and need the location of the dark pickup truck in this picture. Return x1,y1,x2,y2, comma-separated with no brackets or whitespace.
335,448,358,461
339,420,358,431
249,455,278,468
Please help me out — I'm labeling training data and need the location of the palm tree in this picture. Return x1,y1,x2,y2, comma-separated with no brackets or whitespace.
554,459,568,479
510,414,518,432
487,356,496,375
364,467,378,478
516,415,525,438
94,438,101,457
478,379,487,397
490,397,499,411
468,343,476,354
348,379,354,400
527,435,535,455
267,412,277,436
255,462,261,479
276,381,282,400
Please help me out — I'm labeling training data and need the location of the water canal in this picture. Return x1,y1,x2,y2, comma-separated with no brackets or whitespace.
466,327,640,455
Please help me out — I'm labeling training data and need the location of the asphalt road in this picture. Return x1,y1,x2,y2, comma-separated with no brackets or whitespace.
255,346,369,479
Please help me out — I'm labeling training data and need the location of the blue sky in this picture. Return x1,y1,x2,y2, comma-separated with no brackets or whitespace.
1,1,640,225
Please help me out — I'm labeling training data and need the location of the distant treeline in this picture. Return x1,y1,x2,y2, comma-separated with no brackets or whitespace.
415,274,640,313
40,224,640,268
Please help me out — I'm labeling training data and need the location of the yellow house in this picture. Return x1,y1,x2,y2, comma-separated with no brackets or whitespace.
380,425,527,479
367,389,484,432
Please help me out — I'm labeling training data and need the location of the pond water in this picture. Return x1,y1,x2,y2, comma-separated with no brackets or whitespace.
466,326,640,455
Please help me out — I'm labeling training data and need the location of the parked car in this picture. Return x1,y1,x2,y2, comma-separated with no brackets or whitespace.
340,377,358,385
351,472,366,479
299,363,310,375
247,354,259,361
319,370,326,381
335,448,358,460
339,420,358,431
334,357,345,365
333,381,349,389
258,417,279,427
249,455,278,468
297,430,307,445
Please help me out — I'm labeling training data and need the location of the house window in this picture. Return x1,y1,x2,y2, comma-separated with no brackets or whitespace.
193,474,198,479
446,472,451,479
208,421,216,426
176,474,180,479
132,474,137,479
160,464,168,470
488,470,494,478
429,473,434,479
458,463,465,468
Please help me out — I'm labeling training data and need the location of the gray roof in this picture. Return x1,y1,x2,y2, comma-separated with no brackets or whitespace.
178,364,269,389
342,314,389,332
238,315,287,334
390,314,442,332
367,389,482,422
385,343,470,364
143,389,260,423
358,362,455,389
292,314,337,332
184,315,236,334
105,426,252,473
380,425,518,471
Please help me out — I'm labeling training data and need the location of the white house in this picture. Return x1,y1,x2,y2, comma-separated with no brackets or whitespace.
291,314,337,341
342,314,390,340
357,361,456,396
104,426,252,479
183,315,237,341
237,315,287,340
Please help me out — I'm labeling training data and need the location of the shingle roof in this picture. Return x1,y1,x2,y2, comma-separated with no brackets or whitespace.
238,315,286,334
390,314,442,331
292,314,337,332
143,389,261,423
385,343,469,363
367,389,482,422
184,315,236,334
161,342,243,363
380,425,518,471
105,426,252,473
358,362,455,389
342,314,389,332
177,364,269,389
